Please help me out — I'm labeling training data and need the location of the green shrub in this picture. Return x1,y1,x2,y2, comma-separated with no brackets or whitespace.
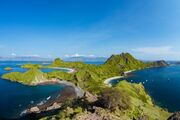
99,88,130,111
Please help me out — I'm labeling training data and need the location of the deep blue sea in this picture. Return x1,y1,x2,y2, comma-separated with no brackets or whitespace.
110,65,180,112
0,61,68,119
0,61,179,119
0,61,103,119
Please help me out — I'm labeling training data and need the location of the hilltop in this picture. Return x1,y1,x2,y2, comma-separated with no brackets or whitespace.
1,53,171,119
2,53,169,89
2,67,48,85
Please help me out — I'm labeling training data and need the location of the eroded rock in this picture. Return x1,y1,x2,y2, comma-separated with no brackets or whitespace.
168,112,180,120
84,91,98,103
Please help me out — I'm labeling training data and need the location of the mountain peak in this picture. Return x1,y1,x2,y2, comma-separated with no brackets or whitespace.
104,53,146,72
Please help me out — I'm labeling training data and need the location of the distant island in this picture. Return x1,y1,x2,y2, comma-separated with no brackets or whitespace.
1,53,171,119
4,67,13,71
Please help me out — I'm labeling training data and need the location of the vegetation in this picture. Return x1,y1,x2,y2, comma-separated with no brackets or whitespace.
41,81,170,120
4,67,13,71
1,53,171,119
98,87,130,111
2,67,47,85
21,63,43,69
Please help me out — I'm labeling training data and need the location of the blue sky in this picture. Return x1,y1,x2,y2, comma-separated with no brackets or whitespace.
0,0,180,60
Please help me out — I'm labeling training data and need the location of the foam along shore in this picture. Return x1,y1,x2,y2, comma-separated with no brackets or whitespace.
104,70,135,86
48,67,76,73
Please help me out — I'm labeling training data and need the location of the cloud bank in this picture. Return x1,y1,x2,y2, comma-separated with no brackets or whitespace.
132,46,180,60
64,53,95,58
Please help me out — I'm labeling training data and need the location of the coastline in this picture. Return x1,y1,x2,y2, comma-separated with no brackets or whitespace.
34,78,84,98
123,69,135,75
104,69,135,86
104,76,123,87
21,79,84,117
48,67,76,73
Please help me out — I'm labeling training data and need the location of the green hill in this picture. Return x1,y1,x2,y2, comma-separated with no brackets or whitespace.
1,52,171,119
2,67,47,85
51,58,64,67
104,53,146,70
99,53,147,76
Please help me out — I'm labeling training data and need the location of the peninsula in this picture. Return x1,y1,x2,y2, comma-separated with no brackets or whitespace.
1,53,171,119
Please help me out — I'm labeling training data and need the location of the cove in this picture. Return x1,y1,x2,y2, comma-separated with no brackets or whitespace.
110,65,180,112
0,61,70,119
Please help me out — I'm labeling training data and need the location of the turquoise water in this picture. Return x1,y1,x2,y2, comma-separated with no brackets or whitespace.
0,61,67,119
110,65,180,112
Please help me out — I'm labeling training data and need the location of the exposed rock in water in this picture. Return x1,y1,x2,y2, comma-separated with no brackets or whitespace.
168,112,180,120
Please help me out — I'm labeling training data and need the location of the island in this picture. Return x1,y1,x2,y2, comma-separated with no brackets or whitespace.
1,53,171,120
4,67,13,71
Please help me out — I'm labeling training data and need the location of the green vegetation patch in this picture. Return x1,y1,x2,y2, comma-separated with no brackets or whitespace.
4,67,13,71
2,67,47,85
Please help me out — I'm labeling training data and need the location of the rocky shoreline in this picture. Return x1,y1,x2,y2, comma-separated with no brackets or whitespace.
20,79,84,119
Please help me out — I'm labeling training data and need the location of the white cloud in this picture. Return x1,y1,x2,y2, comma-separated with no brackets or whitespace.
64,53,95,58
132,46,180,60
132,46,178,55
11,53,40,57
22,54,40,57
11,53,17,56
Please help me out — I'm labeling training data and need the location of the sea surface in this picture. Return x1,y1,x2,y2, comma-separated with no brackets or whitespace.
0,61,68,119
0,61,103,119
110,65,180,112
0,61,179,118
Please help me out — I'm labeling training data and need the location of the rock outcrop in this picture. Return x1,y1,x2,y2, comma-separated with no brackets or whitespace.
168,112,180,120
21,81,84,117
84,91,98,103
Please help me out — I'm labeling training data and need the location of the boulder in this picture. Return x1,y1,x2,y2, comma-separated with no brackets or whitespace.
84,91,98,103
168,112,180,120
29,107,40,113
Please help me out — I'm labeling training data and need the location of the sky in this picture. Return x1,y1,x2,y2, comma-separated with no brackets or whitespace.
0,0,180,60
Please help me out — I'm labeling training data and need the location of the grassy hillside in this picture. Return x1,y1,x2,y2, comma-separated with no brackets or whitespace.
41,81,170,120
1,53,171,119
2,53,169,91
2,67,47,85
